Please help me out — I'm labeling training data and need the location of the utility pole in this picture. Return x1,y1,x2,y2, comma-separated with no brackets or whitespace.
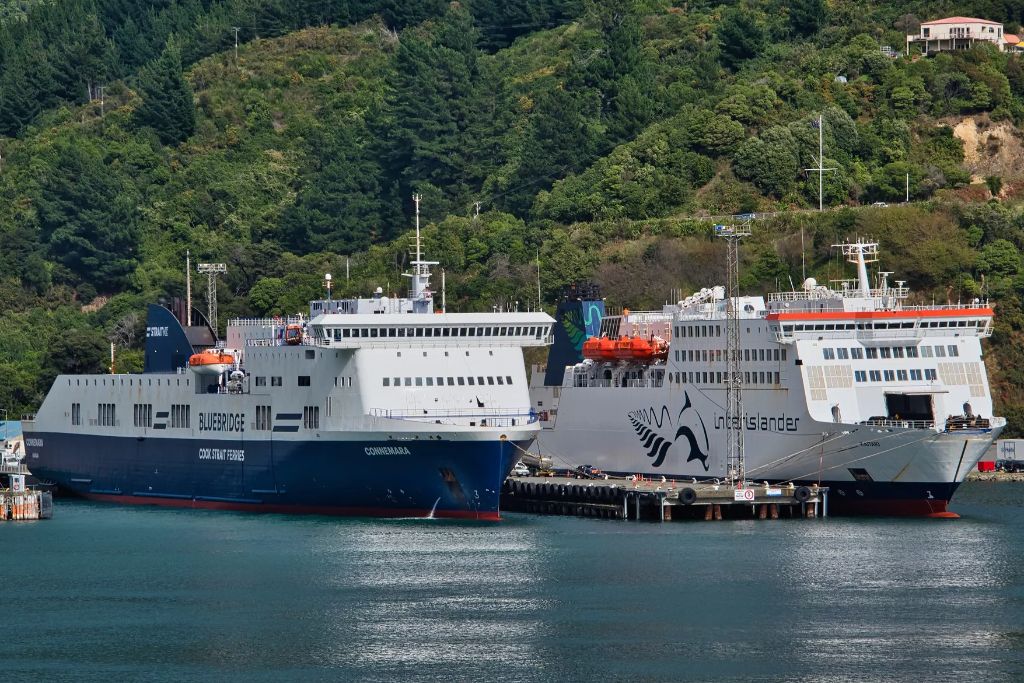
232,27,241,61
906,173,910,203
185,250,192,326
802,114,836,282
715,217,752,487
197,263,227,334
536,248,542,310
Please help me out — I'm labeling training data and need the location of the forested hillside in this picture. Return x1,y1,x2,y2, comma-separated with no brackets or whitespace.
4,0,1024,432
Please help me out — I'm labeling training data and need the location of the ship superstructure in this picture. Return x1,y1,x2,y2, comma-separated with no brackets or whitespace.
23,210,553,520
530,241,1003,516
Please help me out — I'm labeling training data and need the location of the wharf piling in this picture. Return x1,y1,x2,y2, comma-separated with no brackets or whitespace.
501,476,827,522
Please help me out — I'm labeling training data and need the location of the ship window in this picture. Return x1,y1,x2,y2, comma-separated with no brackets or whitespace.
774,372,780,384
458,377,465,385
426,377,433,386
415,377,423,386
836,348,848,360
477,376,485,385
925,369,937,380
468,327,476,337
256,377,266,386
897,369,908,381
855,371,867,382
823,348,835,360
506,376,513,384
906,346,919,358
910,369,923,381
759,349,765,361
413,328,422,337
303,406,320,429
744,350,749,361
298,376,311,386
884,370,895,381
866,348,879,359
404,377,411,386
487,377,495,385
869,370,881,382
423,328,432,337
383,378,390,387
934,346,946,357
948,345,959,357
782,350,787,361
467,377,475,385
921,346,933,358
447,377,455,386
496,376,504,385
744,372,750,384
71,403,81,426
880,347,892,358
892,347,904,358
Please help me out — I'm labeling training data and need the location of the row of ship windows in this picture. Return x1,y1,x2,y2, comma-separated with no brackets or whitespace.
675,348,787,363
667,371,782,386
784,320,983,332
854,369,938,382
252,376,355,388
822,345,959,360
73,403,194,428
326,326,548,340
383,375,514,387
676,325,722,338
68,378,190,387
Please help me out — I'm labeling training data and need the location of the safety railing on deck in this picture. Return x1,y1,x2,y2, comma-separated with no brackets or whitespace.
368,407,538,426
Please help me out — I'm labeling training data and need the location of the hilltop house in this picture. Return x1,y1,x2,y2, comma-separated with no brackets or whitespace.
907,17,1008,54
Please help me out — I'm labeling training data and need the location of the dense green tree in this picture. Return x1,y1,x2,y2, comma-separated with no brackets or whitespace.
132,38,196,145
35,141,140,290
717,7,765,69
789,0,826,37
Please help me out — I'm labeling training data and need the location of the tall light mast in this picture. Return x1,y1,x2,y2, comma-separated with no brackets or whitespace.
715,217,752,486
197,262,227,334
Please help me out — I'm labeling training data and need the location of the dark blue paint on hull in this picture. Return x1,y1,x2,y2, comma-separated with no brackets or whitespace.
25,432,526,520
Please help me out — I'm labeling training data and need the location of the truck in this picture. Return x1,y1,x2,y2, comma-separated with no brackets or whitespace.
995,439,1024,472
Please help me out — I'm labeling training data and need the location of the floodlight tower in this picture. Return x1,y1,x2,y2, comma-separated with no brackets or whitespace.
714,216,753,486
197,263,227,333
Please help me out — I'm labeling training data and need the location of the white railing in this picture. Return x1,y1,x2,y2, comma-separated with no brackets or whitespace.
228,316,306,327
368,407,538,426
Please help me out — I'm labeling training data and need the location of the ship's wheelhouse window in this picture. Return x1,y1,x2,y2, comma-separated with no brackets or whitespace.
426,377,433,386
383,378,390,386
850,348,863,359
906,346,919,358
934,345,946,357
897,369,908,381
342,329,350,338
388,328,396,337
506,375,513,384
869,370,882,381
436,377,444,386
403,377,411,386
477,376,485,385
487,377,495,385
468,327,476,337
866,348,879,359
458,377,465,386
883,370,895,381
447,377,455,386
823,348,835,360
496,376,504,385
414,377,422,386
948,345,959,357
424,328,433,338
467,377,475,385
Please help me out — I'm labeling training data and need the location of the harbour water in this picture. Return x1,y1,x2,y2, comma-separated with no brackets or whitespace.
2,481,1022,682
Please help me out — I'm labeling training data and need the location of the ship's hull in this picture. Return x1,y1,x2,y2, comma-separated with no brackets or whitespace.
23,431,527,520
531,383,1003,516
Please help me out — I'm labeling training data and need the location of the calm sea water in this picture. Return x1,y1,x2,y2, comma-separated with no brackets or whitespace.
1,482,1022,682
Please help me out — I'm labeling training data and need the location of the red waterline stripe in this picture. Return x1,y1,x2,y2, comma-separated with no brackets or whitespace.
765,308,992,321
79,493,501,521
828,496,958,518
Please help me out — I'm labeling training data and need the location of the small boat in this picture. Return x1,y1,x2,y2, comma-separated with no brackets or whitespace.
188,350,235,376
582,336,618,362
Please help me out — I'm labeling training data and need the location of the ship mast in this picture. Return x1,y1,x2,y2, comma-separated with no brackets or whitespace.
715,217,752,486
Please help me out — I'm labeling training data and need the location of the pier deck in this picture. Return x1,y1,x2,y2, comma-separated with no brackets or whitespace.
501,476,828,521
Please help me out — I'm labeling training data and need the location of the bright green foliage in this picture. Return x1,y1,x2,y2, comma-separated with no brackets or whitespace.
132,39,196,145
733,127,800,197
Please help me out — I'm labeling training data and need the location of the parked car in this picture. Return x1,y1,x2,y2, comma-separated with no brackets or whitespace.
872,201,889,208
574,464,602,479
511,462,531,477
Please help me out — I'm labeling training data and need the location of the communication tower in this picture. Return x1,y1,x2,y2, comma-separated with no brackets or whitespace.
197,263,227,333
715,217,752,486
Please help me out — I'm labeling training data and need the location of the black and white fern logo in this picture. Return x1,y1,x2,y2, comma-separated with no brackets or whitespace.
627,392,710,470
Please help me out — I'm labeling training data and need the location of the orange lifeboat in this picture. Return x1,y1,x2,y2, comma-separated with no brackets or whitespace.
613,335,635,360
628,336,655,361
189,350,235,376
284,323,304,345
583,336,618,362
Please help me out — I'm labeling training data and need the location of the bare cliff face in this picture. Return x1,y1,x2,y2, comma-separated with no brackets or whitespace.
952,115,1024,191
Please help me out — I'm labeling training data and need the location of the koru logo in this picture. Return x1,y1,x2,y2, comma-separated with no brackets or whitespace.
627,392,710,470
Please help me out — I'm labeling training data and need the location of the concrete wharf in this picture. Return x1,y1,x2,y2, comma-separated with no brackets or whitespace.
501,475,828,521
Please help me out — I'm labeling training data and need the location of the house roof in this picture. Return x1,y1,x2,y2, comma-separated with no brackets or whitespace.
922,17,1002,26
1005,34,1020,44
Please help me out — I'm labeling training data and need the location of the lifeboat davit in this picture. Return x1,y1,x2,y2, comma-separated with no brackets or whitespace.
189,350,235,376
284,323,304,345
